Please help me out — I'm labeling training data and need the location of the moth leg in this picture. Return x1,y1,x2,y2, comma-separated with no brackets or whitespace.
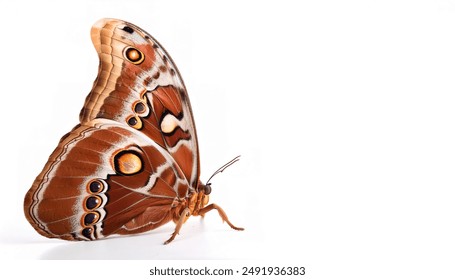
164,208,191,245
198,203,244,231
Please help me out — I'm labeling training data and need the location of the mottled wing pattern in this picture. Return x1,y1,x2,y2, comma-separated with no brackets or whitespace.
24,119,189,240
81,19,200,189
24,19,200,240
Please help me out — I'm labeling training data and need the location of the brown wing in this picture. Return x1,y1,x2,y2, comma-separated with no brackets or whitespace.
24,119,189,240
24,18,201,240
80,18,200,190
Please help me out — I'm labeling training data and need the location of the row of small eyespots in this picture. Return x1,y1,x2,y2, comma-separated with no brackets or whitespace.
126,91,150,130
123,44,148,130
81,180,105,239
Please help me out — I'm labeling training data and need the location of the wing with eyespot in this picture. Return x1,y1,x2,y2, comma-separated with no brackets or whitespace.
79,18,200,191
23,119,189,240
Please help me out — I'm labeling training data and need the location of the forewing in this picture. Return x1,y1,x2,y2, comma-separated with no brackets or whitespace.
80,18,200,190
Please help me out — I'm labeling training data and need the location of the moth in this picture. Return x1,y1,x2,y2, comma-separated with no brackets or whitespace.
23,18,243,244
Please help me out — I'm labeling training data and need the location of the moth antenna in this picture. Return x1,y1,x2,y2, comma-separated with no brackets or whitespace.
205,155,241,185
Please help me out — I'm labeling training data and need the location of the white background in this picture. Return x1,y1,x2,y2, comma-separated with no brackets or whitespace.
1,0,455,279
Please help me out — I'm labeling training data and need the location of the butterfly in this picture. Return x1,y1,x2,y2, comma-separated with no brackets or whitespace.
23,18,243,244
